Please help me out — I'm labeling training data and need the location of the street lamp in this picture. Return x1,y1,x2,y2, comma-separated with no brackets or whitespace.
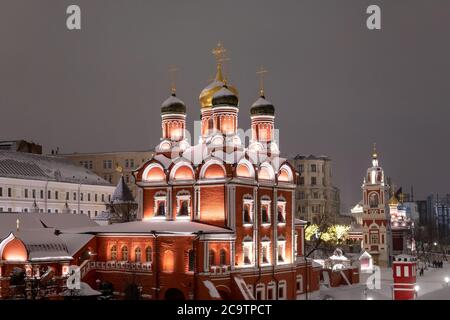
445,277,449,286
366,296,373,300
414,285,420,298
434,242,437,246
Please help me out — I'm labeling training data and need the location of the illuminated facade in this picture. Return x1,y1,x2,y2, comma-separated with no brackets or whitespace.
361,146,392,268
0,43,321,300
74,43,320,300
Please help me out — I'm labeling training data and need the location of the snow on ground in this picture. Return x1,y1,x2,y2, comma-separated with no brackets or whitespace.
318,261,450,300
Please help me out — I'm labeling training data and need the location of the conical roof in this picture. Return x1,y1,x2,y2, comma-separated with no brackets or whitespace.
111,175,135,203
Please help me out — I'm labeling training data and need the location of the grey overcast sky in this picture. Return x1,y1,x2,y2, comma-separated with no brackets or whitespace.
1,0,450,211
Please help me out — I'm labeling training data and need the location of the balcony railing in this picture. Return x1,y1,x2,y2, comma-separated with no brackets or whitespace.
80,260,153,279
209,265,231,275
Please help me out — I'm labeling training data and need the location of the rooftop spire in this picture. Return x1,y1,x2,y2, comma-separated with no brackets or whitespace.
168,65,179,95
256,66,268,97
372,142,378,159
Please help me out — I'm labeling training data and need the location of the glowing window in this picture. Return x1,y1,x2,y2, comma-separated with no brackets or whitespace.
121,246,129,261
145,247,152,262
237,164,251,178
135,247,142,263
204,163,225,179
173,166,194,180
145,166,165,181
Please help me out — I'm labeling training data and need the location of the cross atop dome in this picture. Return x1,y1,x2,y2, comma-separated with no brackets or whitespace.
211,41,231,83
372,142,378,159
168,65,179,95
256,66,268,97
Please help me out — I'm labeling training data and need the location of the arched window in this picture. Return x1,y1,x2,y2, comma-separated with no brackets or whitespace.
144,165,165,181
219,249,227,265
121,246,129,261
145,247,152,262
157,202,165,215
369,193,379,208
179,201,189,215
110,245,117,260
203,163,226,179
243,195,253,225
162,250,174,272
176,191,191,217
154,192,167,217
173,165,194,180
135,247,142,263
209,249,216,266
261,197,271,224
188,250,195,272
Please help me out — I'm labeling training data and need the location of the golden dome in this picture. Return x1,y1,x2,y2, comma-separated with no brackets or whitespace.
389,195,399,206
199,64,238,109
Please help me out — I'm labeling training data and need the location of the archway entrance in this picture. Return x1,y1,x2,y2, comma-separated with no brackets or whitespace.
164,288,185,300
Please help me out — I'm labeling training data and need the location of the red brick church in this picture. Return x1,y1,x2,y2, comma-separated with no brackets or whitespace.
0,43,320,300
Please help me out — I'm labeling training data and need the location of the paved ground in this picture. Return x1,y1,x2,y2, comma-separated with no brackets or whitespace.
318,261,450,300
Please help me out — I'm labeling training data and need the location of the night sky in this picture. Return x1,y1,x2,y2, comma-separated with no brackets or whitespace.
1,0,450,211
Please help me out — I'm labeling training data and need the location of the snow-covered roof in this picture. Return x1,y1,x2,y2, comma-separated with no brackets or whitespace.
291,154,330,161
295,218,308,225
5,230,72,261
0,150,111,186
58,233,95,256
111,175,135,203
359,251,372,260
329,254,349,261
0,213,98,240
61,220,234,235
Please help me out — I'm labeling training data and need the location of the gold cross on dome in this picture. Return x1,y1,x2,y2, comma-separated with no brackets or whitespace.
256,66,268,97
168,65,179,94
212,41,227,64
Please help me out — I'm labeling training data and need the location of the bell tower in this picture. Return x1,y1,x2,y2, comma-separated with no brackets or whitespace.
361,144,392,267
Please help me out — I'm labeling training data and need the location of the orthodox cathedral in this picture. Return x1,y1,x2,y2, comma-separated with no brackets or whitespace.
358,146,414,268
0,43,320,300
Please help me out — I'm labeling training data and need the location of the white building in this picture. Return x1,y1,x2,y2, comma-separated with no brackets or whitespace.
0,151,115,218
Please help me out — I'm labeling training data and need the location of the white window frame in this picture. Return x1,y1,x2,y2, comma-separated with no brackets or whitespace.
153,192,167,219
176,191,191,220
277,238,287,264
396,266,401,277
278,280,287,300
267,281,276,300
404,266,409,277
255,284,265,300
242,238,254,267
243,196,253,226
261,239,271,266
277,199,286,225
261,199,271,226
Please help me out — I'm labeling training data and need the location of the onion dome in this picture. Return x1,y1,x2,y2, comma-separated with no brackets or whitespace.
161,93,186,115
389,195,399,206
250,95,275,116
199,65,238,109
212,85,238,107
